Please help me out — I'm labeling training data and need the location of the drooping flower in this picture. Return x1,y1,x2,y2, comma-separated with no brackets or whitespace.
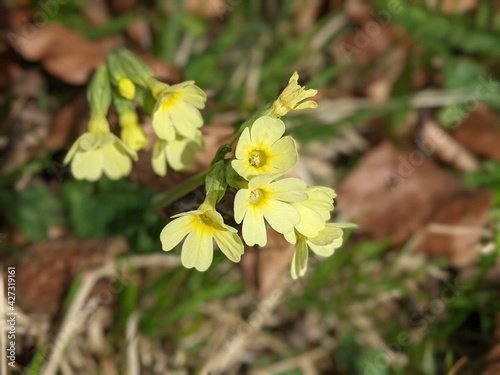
234,173,308,247
289,186,336,239
119,111,147,151
160,207,244,271
148,79,206,141
64,116,137,181
151,132,204,176
288,223,345,279
231,116,297,180
269,72,318,118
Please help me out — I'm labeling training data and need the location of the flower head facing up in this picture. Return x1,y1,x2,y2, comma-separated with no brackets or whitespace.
150,79,207,141
289,223,344,279
234,173,308,247
232,116,297,180
270,72,318,118
64,119,138,181
160,207,244,271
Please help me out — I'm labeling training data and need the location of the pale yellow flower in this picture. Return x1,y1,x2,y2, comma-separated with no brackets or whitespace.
289,224,345,279
231,116,297,179
119,111,147,151
64,118,137,181
160,208,244,271
289,186,336,238
149,79,206,141
270,72,318,117
234,173,307,247
151,132,204,176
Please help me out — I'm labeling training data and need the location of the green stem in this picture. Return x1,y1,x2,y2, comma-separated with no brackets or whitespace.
152,170,208,210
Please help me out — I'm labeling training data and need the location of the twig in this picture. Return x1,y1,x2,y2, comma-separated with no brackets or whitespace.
41,254,181,375
199,277,292,374
126,312,140,375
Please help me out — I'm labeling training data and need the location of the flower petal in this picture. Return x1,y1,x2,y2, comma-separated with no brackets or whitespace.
181,228,214,271
233,189,248,224
308,224,343,247
267,136,297,171
294,205,326,238
160,214,193,251
262,200,300,234
152,101,176,141
151,140,168,176
72,149,103,181
102,145,131,179
242,206,267,247
234,127,252,160
213,229,244,262
268,178,307,202
291,236,308,279
250,116,285,145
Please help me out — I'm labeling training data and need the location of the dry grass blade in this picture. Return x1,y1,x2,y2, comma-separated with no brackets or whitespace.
41,254,181,375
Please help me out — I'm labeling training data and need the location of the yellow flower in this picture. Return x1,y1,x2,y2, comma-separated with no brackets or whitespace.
149,79,207,141
234,173,308,247
289,186,336,238
151,132,204,176
289,224,344,279
64,117,138,181
119,111,147,151
117,77,135,100
270,72,318,118
231,116,297,180
160,208,244,271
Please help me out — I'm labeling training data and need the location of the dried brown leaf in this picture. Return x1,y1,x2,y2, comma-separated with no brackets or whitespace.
336,141,460,244
453,103,500,160
4,237,128,315
11,23,115,84
415,188,492,267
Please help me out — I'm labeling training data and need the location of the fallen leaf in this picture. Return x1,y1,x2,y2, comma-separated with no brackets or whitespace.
336,141,460,244
3,237,128,316
9,23,115,84
422,118,479,171
333,22,410,100
415,188,492,267
452,103,500,160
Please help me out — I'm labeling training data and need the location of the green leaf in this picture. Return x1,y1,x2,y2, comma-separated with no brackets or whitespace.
0,183,63,241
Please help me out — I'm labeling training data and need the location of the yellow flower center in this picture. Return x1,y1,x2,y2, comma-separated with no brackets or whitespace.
161,91,180,109
249,189,265,205
248,150,267,168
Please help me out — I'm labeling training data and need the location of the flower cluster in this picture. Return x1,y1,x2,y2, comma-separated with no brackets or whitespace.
160,72,352,277
64,49,206,180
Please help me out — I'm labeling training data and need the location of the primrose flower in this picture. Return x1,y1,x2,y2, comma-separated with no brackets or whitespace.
234,173,308,247
119,111,147,151
232,116,297,180
151,132,204,176
160,207,244,271
270,72,318,118
149,79,207,141
64,116,137,181
290,186,336,239
288,223,344,279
